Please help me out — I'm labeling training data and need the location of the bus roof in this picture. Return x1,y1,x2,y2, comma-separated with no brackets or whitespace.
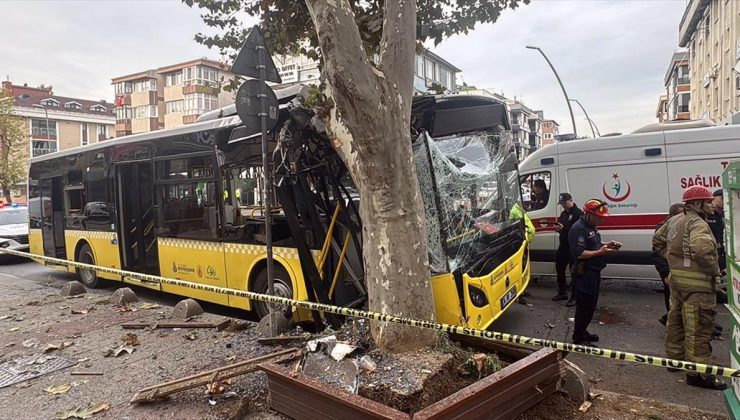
28,115,243,165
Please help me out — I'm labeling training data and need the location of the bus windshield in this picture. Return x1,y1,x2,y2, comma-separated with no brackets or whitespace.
414,131,521,274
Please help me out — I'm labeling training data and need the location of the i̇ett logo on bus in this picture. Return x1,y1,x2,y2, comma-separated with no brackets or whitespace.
603,173,632,202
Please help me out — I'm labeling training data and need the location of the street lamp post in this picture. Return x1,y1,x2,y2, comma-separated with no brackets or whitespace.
569,99,601,138
525,46,578,138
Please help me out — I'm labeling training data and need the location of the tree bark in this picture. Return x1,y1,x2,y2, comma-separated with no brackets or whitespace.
305,0,437,352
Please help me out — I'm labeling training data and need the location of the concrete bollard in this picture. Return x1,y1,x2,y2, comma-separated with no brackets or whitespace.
172,298,204,319
60,281,86,297
110,287,138,305
561,359,591,404
256,313,292,337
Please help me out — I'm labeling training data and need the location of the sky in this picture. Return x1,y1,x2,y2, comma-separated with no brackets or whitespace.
0,0,686,136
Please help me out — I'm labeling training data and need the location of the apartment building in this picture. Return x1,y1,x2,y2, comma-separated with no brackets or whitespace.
678,0,740,122
541,119,559,147
1,81,116,202
112,58,235,136
656,95,669,122
458,88,555,160
273,48,460,95
663,51,691,120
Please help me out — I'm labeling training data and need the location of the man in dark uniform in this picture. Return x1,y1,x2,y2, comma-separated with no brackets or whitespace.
552,192,583,305
530,179,549,210
706,189,725,273
568,199,622,346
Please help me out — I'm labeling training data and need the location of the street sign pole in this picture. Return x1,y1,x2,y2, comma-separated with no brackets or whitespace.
257,44,276,337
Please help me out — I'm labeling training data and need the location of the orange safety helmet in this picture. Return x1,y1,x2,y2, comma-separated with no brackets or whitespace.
583,199,610,217
682,185,713,203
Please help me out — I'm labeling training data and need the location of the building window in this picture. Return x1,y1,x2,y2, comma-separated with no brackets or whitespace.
437,67,449,89
678,92,690,113
65,102,82,110
90,105,107,112
116,106,133,120
165,100,184,114
424,58,434,81
133,79,156,92
183,66,220,87
97,125,108,140
677,65,690,85
165,72,183,87
134,105,158,118
31,140,57,157
40,98,59,107
184,93,218,115
81,123,88,146
115,82,133,95
416,55,424,78
31,119,57,139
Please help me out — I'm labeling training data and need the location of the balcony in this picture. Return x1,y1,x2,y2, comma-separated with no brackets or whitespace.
116,120,132,132
183,114,200,124
183,84,219,96
115,94,131,107
678,0,710,47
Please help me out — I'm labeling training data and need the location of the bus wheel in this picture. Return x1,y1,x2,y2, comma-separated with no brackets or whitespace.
77,244,101,288
252,266,292,320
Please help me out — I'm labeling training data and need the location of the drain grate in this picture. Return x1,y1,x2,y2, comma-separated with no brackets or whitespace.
0,354,76,388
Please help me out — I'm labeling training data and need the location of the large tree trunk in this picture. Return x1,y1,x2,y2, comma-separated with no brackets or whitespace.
306,0,437,352
2,189,11,204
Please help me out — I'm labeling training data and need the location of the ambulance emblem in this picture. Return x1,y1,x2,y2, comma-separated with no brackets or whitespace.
603,173,631,202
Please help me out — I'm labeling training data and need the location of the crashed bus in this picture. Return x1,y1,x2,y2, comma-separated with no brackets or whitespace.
25,87,529,329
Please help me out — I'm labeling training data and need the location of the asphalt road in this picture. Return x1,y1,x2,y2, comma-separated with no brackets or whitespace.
494,275,730,414
0,258,731,414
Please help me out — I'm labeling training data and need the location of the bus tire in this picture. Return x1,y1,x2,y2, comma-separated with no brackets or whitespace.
252,265,292,320
77,243,101,288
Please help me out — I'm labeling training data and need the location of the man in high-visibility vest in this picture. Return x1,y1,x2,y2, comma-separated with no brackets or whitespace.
652,185,727,390
510,202,535,243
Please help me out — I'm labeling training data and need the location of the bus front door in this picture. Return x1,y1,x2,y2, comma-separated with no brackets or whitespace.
39,177,66,259
117,162,159,280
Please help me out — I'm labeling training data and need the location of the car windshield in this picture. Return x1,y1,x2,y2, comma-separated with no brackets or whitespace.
0,208,28,225
413,131,521,274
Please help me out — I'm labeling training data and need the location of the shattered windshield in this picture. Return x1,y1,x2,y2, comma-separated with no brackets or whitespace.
414,131,522,274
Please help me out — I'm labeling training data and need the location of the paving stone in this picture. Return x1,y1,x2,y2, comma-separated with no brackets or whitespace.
110,287,139,305
172,298,204,319
60,281,86,297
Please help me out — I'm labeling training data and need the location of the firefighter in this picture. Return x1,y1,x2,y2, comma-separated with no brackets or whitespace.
652,185,727,390
552,192,583,305
568,198,621,346
651,203,684,326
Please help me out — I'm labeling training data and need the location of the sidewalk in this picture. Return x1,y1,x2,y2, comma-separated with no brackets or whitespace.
0,268,271,420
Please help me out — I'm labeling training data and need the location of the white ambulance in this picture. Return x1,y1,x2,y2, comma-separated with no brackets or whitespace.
519,120,740,280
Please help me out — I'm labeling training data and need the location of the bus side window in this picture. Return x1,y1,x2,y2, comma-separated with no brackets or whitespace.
222,166,261,242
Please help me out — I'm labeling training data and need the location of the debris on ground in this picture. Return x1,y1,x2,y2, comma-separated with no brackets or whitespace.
44,384,72,395
56,401,110,419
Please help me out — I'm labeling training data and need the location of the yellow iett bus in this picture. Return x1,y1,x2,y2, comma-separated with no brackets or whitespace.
26,90,529,329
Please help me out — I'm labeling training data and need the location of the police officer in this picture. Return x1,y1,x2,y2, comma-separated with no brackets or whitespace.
652,185,726,390
552,193,583,304
568,199,621,346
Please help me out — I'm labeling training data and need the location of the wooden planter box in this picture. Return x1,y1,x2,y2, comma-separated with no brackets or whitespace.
262,347,563,420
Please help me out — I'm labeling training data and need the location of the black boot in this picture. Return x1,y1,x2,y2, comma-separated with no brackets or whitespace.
552,291,568,301
686,374,728,390
566,297,576,307
572,335,598,347
585,331,599,342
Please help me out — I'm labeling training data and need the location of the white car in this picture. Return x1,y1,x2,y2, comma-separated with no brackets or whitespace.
0,205,29,257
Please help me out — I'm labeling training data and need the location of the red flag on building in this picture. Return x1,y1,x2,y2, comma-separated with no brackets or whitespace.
115,95,124,107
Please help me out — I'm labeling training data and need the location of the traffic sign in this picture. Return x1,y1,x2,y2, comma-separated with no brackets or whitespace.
235,79,278,132
231,26,282,84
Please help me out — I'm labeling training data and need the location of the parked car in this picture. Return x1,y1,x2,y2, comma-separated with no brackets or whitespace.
0,204,29,259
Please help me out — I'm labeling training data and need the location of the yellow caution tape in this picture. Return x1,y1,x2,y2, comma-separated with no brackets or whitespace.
2,247,737,378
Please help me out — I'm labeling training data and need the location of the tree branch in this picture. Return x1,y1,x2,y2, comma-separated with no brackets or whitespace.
378,0,416,104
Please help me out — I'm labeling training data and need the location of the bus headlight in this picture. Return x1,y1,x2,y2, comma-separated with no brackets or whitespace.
468,285,488,307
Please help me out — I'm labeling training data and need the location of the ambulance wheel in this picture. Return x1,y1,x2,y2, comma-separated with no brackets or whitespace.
77,243,101,288
252,266,292,319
